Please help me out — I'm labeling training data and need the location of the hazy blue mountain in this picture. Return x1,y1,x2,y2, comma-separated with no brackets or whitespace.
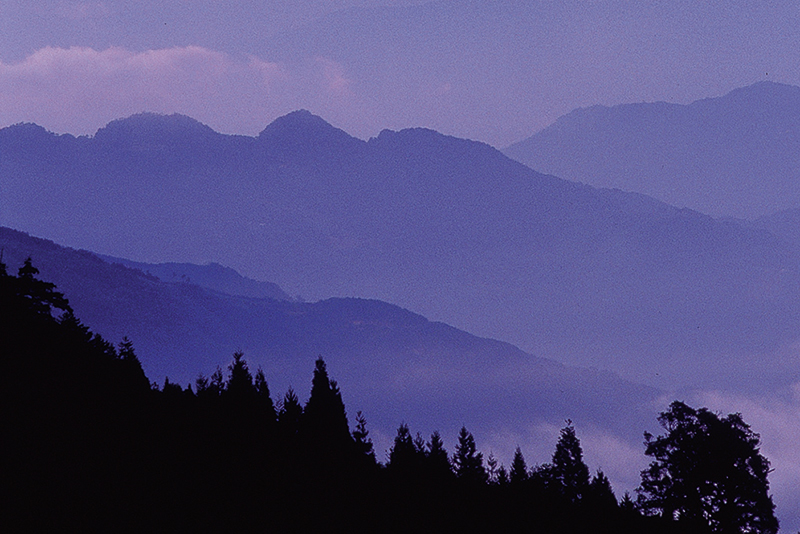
2,111,800,393
504,81,800,220
0,226,661,469
95,254,293,301
749,208,800,251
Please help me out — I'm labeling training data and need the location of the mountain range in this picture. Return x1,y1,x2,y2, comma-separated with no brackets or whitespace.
2,107,800,394
5,95,800,528
504,81,800,220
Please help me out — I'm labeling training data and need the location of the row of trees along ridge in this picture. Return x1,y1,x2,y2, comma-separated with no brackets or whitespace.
0,258,779,533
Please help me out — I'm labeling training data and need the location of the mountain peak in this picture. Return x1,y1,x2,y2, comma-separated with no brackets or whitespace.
93,113,220,146
692,81,800,111
258,110,352,141
257,110,364,162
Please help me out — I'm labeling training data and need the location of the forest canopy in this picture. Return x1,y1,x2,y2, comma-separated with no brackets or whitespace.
0,259,778,533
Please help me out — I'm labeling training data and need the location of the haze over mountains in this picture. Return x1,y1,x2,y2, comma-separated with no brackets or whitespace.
3,107,800,394
505,82,800,220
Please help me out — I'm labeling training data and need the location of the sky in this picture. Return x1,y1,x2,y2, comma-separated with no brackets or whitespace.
2,0,800,147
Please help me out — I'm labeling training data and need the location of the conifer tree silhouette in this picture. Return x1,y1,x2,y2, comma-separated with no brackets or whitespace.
510,446,528,485
254,368,277,425
225,351,255,401
388,423,419,472
302,357,352,456
452,426,486,485
352,411,375,463
426,430,451,478
552,421,590,503
278,387,303,452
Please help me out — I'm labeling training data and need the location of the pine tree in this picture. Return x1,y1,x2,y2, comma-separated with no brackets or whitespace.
278,388,303,439
225,351,255,400
15,257,71,317
552,421,590,503
510,446,528,485
254,368,277,424
301,358,351,453
388,423,419,471
426,431,452,479
452,426,486,486
112,337,149,393
587,470,617,510
352,411,376,463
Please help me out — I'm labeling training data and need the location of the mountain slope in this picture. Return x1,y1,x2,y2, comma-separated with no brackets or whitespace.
2,112,800,392
504,81,800,219
0,226,661,468
96,254,292,301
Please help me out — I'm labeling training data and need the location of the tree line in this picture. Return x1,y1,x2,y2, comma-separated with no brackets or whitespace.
0,259,779,532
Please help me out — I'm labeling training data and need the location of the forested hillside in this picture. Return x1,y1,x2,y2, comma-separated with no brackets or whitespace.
1,260,777,532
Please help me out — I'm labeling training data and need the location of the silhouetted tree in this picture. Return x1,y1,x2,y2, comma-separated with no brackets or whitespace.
352,411,375,463
486,452,499,484
452,426,486,485
426,430,452,479
389,423,421,472
302,358,352,454
496,465,509,486
638,401,778,534
254,368,277,424
8,257,72,320
278,388,303,440
552,421,590,503
117,337,150,392
510,446,528,485
586,470,617,511
211,366,225,390
225,351,255,401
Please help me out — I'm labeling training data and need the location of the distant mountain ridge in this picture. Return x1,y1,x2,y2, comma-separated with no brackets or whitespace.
504,81,800,219
2,109,800,393
95,254,293,301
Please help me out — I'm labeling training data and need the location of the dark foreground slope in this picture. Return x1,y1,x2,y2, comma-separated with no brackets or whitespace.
3,112,800,392
0,227,660,461
1,264,691,533
505,81,800,220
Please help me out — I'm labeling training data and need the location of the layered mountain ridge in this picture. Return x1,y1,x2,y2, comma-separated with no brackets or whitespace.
2,109,799,392
504,81,800,219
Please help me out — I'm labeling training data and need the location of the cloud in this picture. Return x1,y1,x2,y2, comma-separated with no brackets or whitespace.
0,46,357,136
315,56,353,97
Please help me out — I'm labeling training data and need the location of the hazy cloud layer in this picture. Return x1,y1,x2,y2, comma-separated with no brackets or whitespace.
0,46,356,136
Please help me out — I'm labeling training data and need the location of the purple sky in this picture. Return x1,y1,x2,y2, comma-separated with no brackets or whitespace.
2,1,799,146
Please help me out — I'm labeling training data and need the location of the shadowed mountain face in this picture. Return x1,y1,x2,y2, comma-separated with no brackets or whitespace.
95,254,292,301
2,111,800,391
0,226,660,466
504,81,800,220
